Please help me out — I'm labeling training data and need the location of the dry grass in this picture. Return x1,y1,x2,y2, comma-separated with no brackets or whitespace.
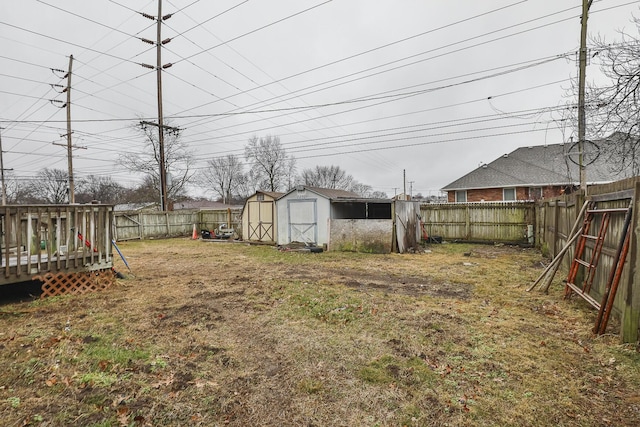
1,238,640,426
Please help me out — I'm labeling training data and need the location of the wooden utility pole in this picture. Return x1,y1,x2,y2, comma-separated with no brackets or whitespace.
66,54,75,203
156,0,168,211
578,0,593,194
0,127,10,206
141,0,173,211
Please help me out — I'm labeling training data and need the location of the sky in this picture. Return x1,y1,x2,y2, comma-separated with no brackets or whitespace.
1,0,640,199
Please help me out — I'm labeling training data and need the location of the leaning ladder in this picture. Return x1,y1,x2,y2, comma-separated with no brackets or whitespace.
564,201,633,334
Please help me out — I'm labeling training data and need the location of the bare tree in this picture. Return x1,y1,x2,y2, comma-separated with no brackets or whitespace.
120,122,194,204
349,182,373,197
120,176,158,204
2,172,31,204
370,190,389,199
76,175,126,204
198,154,246,203
298,165,355,189
244,135,295,192
577,17,640,175
27,168,69,204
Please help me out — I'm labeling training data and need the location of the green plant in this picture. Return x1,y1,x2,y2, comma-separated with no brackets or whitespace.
298,378,324,394
79,372,118,388
540,242,550,258
7,396,20,408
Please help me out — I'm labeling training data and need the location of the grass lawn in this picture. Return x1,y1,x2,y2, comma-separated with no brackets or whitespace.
1,238,639,426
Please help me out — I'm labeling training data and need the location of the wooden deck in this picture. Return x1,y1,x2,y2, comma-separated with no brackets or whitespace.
1,204,113,286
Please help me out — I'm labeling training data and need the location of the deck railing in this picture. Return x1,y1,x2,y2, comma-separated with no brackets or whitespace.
0,204,113,285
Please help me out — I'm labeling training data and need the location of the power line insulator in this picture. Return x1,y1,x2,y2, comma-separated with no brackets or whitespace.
141,12,155,20
161,38,171,45
140,37,155,45
162,13,172,20
162,63,173,69
141,63,155,69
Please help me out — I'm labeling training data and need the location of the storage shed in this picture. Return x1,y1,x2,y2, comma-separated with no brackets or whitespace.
328,197,395,253
275,186,396,253
276,186,359,247
241,191,283,243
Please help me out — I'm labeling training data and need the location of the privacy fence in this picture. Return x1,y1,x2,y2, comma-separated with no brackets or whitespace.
537,177,640,343
113,208,242,241
420,201,535,244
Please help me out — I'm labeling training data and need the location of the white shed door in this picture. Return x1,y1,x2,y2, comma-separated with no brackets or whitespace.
288,199,317,244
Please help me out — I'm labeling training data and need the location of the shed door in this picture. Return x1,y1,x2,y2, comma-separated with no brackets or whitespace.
247,200,275,242
288,199,317,244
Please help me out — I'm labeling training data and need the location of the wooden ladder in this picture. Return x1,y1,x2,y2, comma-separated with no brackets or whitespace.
564,200,633,334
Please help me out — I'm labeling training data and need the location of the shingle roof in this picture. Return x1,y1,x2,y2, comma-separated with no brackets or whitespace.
257,190,285,199
305,186,361,199
441,136,636,191
280,186,360,200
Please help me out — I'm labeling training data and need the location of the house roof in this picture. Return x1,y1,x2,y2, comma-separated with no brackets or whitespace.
441,135,637,191
280,186,360,200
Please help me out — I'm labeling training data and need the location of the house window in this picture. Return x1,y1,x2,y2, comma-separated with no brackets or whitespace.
528,187,542,200
256,194,265,201
503,188,516,201
455,190,467,203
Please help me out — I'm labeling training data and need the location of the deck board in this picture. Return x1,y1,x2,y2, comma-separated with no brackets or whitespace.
1,204,114,285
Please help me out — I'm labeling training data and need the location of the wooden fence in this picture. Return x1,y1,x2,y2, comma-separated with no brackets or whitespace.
537,177,640,343
113,208,242,241
420,201,535,244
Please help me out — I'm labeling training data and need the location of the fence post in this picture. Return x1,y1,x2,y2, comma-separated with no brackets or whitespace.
553,201,559,257
465,205,470,240
622,181,640,343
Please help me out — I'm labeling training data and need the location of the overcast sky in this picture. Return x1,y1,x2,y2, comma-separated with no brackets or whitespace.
1,0,640,198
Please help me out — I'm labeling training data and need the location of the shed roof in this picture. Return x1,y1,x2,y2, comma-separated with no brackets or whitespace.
279,186,360,200
256,190,285,199
442,135,637,191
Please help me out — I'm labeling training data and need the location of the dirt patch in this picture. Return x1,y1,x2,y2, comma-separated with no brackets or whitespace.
287,267,472,299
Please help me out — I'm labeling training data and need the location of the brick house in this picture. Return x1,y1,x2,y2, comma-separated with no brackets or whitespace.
441,135,636,202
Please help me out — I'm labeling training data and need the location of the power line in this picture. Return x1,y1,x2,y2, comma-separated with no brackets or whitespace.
173,0,334,64
35,0,141,39
0,21,144,66
173,2,581,118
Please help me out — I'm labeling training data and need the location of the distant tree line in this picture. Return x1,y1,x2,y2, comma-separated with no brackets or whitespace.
5,131,387,206
198,135,388,203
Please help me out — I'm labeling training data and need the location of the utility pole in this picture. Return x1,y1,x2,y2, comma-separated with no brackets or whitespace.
50,56,82,204
0,127,12,205
578,0,593,195
66,54,75,203
141,0,173,211
409,181,415,199
403,169,406,201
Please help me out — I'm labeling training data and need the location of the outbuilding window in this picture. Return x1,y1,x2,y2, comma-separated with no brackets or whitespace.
331,202,392,219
